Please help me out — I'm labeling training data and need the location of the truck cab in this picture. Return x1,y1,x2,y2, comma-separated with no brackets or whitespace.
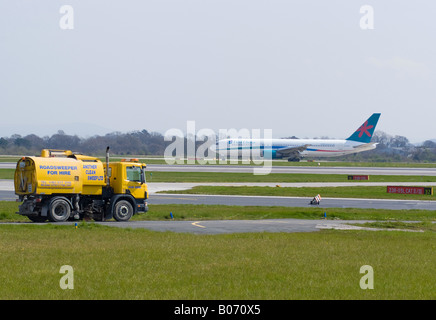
107,159,148,215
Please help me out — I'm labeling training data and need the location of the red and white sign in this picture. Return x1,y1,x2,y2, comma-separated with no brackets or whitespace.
387,186,433,195
348,175,369,180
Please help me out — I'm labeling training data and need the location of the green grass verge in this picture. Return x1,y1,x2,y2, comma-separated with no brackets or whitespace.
0,223,434,299
161,185,436,201
0,169,14,179
143,204,436,222
1,201,435,299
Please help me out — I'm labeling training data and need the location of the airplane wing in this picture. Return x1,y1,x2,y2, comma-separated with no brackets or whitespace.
276,144,311,155
352,142,378,151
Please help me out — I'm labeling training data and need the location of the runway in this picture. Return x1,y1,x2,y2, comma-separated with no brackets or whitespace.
3,162,436,176
145,164,436,176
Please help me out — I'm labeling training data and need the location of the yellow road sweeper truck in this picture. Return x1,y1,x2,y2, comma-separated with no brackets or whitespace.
14,147,148,222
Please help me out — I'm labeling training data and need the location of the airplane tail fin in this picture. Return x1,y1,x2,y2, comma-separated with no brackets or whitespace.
346,113,381,143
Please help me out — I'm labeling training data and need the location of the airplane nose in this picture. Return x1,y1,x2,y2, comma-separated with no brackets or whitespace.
210,144,217,152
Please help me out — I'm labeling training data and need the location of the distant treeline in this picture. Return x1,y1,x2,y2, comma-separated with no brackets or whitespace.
0,130,168,156
1,129,436,162
338,131,436,162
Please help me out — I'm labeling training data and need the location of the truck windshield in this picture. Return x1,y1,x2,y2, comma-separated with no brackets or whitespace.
126,166,142,182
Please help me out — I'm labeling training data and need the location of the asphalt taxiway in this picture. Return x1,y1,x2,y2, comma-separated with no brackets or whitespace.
3,162,436,176
145,164,436,176
3,219,398,235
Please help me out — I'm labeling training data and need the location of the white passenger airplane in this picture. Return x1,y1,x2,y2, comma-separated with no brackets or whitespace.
213,113,381,161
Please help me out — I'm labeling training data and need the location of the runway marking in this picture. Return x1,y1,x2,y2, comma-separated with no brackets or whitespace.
192,221,206,228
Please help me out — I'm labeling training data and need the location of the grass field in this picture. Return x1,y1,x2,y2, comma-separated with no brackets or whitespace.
2,201,436,223
0,223,435,300
1,197,435,300
1,160,435,300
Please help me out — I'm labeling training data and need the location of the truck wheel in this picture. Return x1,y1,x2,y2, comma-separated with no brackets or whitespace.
113,200,133,222
48,198,71,222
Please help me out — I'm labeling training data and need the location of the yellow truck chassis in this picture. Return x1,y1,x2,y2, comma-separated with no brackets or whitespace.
15,148,148,222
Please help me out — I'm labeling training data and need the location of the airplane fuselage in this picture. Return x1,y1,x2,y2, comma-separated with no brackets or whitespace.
214,138,376,159
213,113,380,161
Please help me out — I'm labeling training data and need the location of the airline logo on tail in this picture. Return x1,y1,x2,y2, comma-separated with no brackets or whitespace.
346,113,381,143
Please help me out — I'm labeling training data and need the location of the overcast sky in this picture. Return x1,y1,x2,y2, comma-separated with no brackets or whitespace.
1,1,435,143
